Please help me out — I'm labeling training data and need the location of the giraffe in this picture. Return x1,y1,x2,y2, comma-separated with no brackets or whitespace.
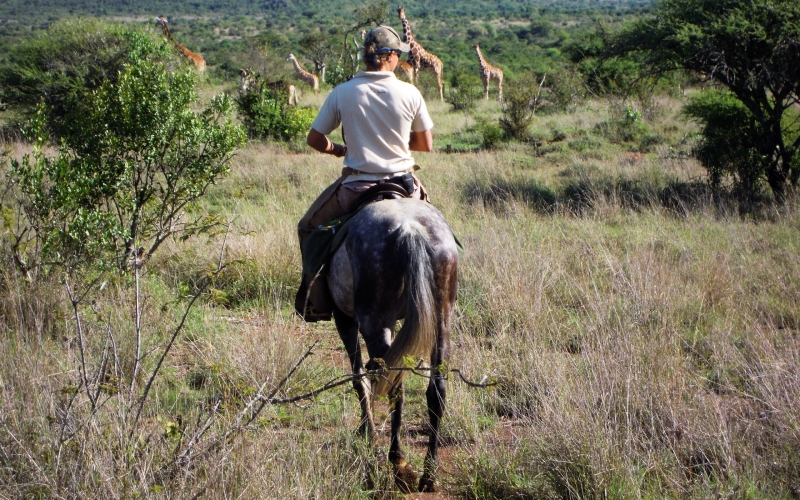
474,44,503,101
287,54,319,92
239,68,299,106
361,29,414,82
155,16,206,71
397,6,444,101
239,68,261,93
396,61,415,82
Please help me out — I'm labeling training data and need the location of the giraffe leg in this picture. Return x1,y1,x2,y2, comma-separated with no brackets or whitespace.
498,77,503,102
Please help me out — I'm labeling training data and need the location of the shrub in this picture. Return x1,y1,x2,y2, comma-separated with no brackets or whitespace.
475,119,504,149
499,81,537,140
540,67,586,113
0,18,180,140
446,87,479,112
683,89,772,202
449,70,482,91
235,87,316,142
5,33,245,276
596,104,649,144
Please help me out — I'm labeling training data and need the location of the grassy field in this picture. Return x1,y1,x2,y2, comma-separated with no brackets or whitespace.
1,86,799,499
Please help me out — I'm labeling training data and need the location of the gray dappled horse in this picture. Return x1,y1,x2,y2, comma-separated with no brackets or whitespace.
326,198,458,493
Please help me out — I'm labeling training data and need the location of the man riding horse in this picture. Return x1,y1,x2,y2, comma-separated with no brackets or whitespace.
296,25,434,322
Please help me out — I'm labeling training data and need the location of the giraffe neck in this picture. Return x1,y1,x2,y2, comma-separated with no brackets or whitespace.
290,56,317,88
291,58,310,78
475,46,488,68
400,15,414,45
158,17,204,70
399,11,428,68
158,18,173,41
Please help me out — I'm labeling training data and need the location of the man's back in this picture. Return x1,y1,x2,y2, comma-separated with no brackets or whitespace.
311,71,432,175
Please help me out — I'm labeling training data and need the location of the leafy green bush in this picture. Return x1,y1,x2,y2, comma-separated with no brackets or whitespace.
499,82,537,140
235,87,316,142
448,70,482,91
5,32,245,276
682,90,770,201
475,119,504,149
604,0,800,203
446,87,479,112
596,104,649,144
0,18,181,140
540,67,586,113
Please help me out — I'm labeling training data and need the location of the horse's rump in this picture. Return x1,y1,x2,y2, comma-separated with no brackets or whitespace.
328,199,458,395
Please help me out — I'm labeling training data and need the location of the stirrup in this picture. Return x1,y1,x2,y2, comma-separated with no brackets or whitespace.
294,283,332,322
296,305,332,322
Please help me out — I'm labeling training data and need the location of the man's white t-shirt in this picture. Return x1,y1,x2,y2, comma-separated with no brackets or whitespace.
310,71,433,183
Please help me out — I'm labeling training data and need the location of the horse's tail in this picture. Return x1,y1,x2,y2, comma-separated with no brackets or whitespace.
373,221,437,397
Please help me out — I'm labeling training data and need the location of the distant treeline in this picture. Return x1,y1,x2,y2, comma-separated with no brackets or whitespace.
1,0,652,22
0,0,654,90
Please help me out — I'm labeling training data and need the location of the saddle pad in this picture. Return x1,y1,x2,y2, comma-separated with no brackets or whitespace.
301,212,358,277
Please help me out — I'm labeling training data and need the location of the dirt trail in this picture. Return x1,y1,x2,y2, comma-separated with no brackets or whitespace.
295,322,464,499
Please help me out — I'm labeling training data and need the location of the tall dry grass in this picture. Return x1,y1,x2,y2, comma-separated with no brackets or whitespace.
1,93,799,498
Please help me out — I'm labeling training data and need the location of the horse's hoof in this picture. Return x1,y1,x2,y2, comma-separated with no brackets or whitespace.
419,475,436,492
393,459,418,494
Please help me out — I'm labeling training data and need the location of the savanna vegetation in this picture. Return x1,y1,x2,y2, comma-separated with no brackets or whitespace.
1,0,799,498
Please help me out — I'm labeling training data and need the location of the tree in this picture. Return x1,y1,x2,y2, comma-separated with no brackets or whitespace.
606,0,800,203
300,32,333,84
0,18,182,140
6,30,246,277
330,0,389,84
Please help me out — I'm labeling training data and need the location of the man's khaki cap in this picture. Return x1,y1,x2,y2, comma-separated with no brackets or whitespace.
364,26,411,53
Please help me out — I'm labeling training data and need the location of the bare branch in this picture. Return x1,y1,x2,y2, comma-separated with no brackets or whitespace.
167,342,498,469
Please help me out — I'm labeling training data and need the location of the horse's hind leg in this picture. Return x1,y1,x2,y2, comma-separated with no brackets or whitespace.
419,365,446,492
388,384,418,493
333,308,375,440
419,260,456,492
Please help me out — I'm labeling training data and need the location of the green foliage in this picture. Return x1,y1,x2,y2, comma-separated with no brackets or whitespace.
565,27,647,97
596,104,649,144
5,31,245,275
606,0,800,203
474,119,504,150
539,67,587,113
324,64,348,87
449,70,482,92
499,81,537,141
683,90,767,199
446,87,479,113
235,87,316,142
0,19,179,139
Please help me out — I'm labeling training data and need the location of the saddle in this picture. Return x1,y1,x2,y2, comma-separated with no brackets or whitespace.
301,173,416,278
354,173,416,209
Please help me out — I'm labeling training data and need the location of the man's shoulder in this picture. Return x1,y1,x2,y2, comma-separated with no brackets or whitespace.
386,78,423,97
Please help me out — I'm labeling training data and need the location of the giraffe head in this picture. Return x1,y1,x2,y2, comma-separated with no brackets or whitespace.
287,53,295,62
397,6,405,18
239,68,259,93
